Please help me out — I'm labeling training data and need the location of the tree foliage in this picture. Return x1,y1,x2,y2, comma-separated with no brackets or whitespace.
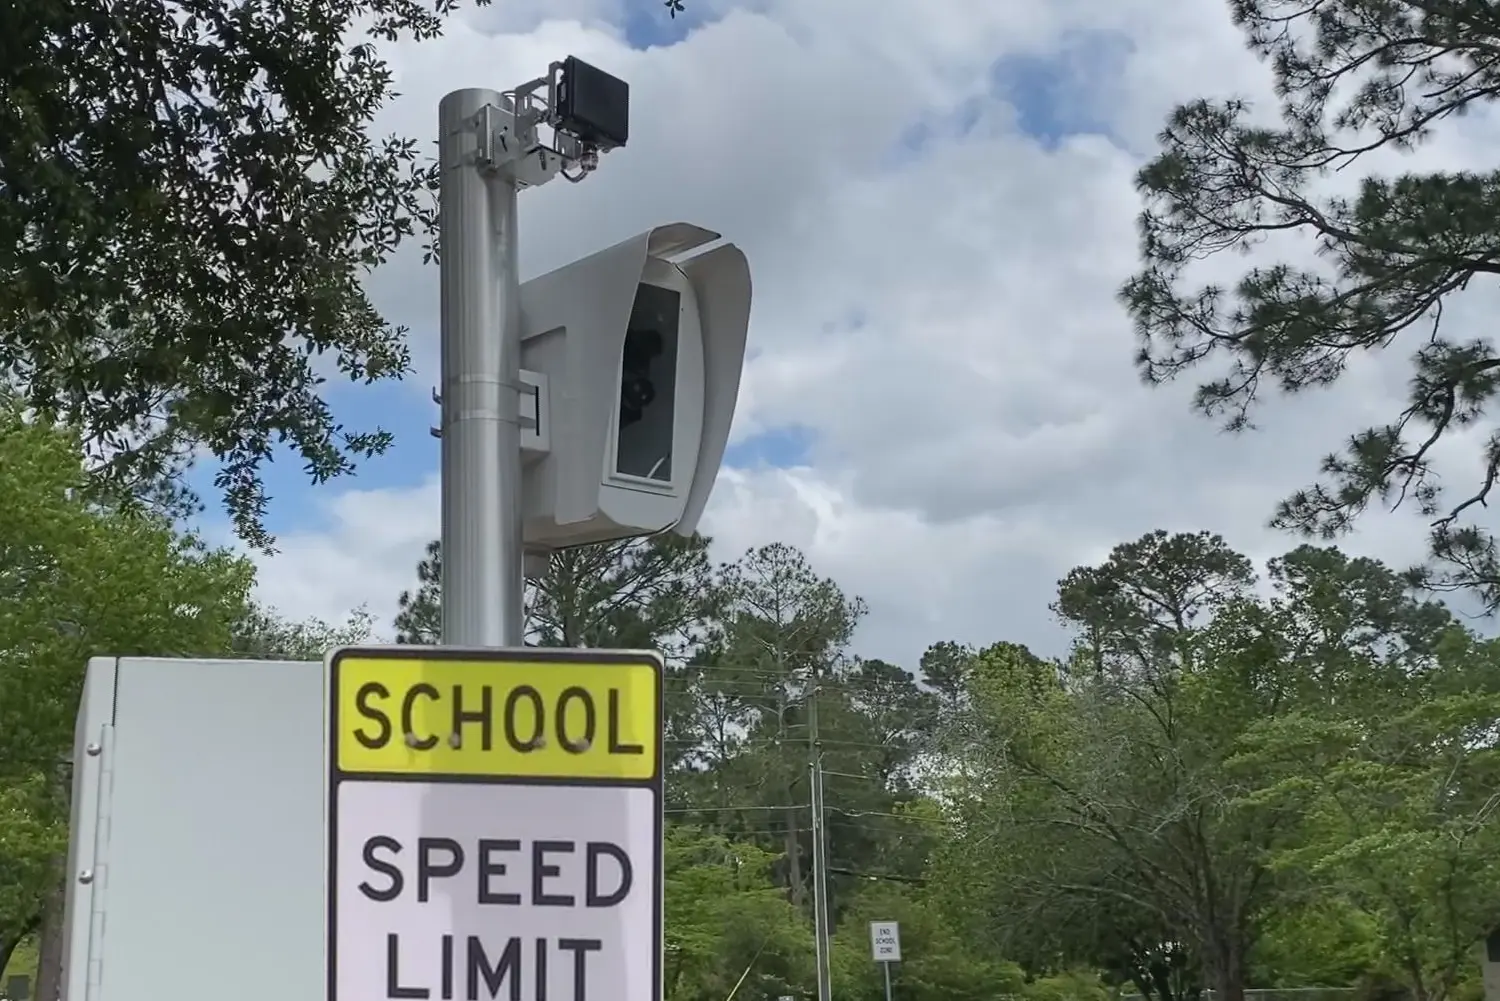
663,825,811,1001
931,531,1499,1001
393,533,715,648
0,405,397,981
0,0,509,547
1122,0,1500,603
1241,627,1500,1001
382,528,1500,1001
8,512,1495,999
0,405,255,780
0,404,258,975
229,603,376,661
0,775,57,978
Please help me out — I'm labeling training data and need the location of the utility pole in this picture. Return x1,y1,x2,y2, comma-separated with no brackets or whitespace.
809,682,834,1001
437,88,526,647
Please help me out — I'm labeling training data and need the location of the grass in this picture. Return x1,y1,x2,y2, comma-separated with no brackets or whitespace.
3,936,37,994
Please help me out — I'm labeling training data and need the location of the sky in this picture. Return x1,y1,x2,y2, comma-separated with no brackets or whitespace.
197,0,1500,669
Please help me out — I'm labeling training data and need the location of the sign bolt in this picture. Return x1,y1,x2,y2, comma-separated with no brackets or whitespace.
78,870,94,885
85,743,102,757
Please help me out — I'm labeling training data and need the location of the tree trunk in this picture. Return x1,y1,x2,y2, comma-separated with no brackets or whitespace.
1207,938,1245,1001
1128,974,1159,1001
32,872,66,1001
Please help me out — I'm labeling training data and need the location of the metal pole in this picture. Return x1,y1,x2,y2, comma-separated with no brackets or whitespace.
437,89,527,647
883,960,893,1001
809,687,833,1001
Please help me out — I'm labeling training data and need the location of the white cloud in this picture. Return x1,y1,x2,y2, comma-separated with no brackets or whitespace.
246,477,439,631
245,0,1500,668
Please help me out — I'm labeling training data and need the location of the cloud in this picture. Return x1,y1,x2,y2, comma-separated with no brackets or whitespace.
240,0,1500,669
245,477,441,629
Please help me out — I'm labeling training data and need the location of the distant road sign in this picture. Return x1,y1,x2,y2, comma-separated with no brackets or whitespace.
870,921,901,962
326,646,663,1001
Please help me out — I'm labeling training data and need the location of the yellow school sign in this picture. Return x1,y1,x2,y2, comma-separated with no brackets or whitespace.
324,646,666,1001
328,646,662,781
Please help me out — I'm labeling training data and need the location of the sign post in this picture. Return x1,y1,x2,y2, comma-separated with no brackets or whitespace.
326,646,664,1001
870,921,901,1001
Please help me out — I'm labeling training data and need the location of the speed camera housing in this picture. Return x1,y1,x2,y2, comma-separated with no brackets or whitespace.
518,223,751,549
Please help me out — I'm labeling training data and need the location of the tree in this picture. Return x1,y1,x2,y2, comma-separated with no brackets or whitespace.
665,544,951,934
0,404,256,984
938,532,1500,1001
0,776,57,977
1249,897,1382,988
1054,529,1255,674
229,603,377,661
828,880,1028,1001
833,658,936,791
919,641,974,717
1,0,495,547
394,539,443,643
1121,0,1500,603
937,533,1299,1001
0,406,255,780
927,640,1187,995
393,534,715,647
662,824,813,1001
816,660,941,905
531,534,715,653
675,543,867,905
1238,626,1500,1001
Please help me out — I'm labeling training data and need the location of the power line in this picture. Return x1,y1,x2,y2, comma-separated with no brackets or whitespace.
664,803,806,815
827,805,950,824
664,736,924,751
663,666,938,694
828,866,927,885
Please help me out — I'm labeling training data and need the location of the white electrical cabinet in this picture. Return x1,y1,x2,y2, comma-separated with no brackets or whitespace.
61,657,325,1001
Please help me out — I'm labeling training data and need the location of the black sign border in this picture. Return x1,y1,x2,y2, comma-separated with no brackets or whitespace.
326,646,665,1001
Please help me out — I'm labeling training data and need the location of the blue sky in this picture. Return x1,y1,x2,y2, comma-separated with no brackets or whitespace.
188,6,1119,549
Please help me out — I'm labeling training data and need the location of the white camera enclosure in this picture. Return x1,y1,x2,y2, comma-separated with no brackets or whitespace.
519,222,751,548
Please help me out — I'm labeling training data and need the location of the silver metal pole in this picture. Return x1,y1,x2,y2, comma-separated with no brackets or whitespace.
883,961,893,1001
810,688,834,1001
437,88,527,647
